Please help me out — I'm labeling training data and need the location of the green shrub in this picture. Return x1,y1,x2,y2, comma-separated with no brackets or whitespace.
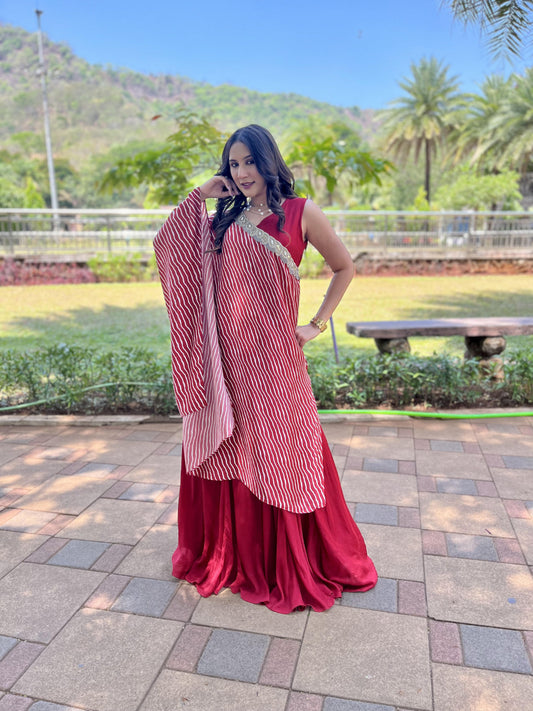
1,345,532,416
87,253,156,282
0,344,175,414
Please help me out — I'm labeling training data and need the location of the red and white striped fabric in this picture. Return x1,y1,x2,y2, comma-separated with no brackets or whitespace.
154,189,325,513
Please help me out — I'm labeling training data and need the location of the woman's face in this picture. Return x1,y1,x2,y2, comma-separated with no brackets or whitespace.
228,141,267,203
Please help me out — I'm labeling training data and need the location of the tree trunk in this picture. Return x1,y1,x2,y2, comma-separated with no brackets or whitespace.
425,139,431,204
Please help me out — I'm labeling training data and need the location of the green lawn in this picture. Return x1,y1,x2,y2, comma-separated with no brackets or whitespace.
1,275,533,357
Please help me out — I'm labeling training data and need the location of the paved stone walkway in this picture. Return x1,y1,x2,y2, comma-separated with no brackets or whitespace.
0,412,532,711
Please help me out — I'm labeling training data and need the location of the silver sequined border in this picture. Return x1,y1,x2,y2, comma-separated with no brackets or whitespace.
236,212,300,281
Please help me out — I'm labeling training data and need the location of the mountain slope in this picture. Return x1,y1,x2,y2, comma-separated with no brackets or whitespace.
0,23,377,168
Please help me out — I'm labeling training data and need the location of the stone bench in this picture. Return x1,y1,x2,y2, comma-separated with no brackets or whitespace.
346,317,533,378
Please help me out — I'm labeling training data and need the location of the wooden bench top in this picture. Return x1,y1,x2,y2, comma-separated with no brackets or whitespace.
346,317,533,339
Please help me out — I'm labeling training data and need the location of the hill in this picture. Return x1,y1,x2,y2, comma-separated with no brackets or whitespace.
0,23,377,169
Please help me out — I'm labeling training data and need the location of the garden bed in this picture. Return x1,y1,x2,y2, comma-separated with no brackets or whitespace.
1,345,532,416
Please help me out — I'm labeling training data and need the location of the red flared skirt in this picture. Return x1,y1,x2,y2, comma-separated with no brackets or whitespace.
172,431,377,613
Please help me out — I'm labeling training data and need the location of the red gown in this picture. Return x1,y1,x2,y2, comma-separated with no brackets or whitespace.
155,193,377,613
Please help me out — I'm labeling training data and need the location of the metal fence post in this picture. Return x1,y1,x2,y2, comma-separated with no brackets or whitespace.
106,216,112,255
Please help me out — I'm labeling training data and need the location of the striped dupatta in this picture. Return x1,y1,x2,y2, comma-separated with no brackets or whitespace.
154,189,325,514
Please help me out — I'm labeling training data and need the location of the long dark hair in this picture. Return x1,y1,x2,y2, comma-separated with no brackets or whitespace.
211,124,297,250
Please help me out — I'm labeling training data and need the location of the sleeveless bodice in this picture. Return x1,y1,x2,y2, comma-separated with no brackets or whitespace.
255,197,307,266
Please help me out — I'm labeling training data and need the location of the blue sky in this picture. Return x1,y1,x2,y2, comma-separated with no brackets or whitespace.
0,0,528,108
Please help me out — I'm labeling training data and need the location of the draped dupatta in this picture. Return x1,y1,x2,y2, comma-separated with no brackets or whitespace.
154,190,326,513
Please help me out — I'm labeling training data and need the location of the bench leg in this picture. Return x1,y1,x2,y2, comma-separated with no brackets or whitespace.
464,336,506,380
375,337,411,354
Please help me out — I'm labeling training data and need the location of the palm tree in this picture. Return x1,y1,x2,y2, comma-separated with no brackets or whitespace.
378,57,464,203
443,1,533,58
449,74,513,168
478,68,533,171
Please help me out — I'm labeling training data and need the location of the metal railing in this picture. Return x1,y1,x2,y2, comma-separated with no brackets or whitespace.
1,208,533,258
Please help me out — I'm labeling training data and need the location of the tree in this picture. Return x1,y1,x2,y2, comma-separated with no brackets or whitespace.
100,110,223,205
23,177,46,208
434,166,522,209
284,119,391,206
475,68,533,172
448,74,513,168
443,0,533,58
378,57,465,203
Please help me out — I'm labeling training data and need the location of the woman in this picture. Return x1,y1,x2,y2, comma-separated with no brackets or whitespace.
154,124,377,613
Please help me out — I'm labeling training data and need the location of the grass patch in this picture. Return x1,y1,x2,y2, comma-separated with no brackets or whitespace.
1,275,533,356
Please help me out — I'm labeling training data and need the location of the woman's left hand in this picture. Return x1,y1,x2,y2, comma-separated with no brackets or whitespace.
295,323,321,348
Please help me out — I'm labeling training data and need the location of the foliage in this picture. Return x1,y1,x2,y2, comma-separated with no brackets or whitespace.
0,259,95,286
0,24,366,185
0,344,176,414
307,349,533,409
377,57,466,203
0,175,24,207
410,186,432,211
87,253,158,283
23,176,45,208
448,74,513,169
99,109,223,205
284,118,391,205
1,345,532,414
434,167,522,209
471,68,533,172
444,0,533,58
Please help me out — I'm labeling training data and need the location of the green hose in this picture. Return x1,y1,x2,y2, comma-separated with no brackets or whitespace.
317,409,533,419
0,382,532,419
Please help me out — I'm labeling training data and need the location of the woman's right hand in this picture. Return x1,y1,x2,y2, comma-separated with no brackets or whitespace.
198,176,240,200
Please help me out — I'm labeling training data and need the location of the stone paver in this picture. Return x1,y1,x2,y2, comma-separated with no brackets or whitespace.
13,609,181,711
342,471,417,507
460,624,532,673
0,458,68,488
126,454,181,485
341,578,397,613
490,467,533,499
425,555,533,629
0,638,17,662
47,539,110,569
139,669,288,710
1,414,532,711
419,492,515,537
416,451,491,479
293,606,432,709
197,629,270,683
445,533,498,561
111,577,177,617
323,701,395,711
59,498,167,544
432,663,533,711
115,524,177,580
0,532,46,578
192,587,307,638
436,477,477,495
166,624,211,672
354,504,398,526
358,524,424,581
13,477,113,514
512,518,533,564
0,510,56,534
0,563,104,643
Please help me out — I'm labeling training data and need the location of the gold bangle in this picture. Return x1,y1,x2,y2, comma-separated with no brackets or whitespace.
310,316,328,333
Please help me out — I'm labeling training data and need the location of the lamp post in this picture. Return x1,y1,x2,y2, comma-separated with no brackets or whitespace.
35,9,59,214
